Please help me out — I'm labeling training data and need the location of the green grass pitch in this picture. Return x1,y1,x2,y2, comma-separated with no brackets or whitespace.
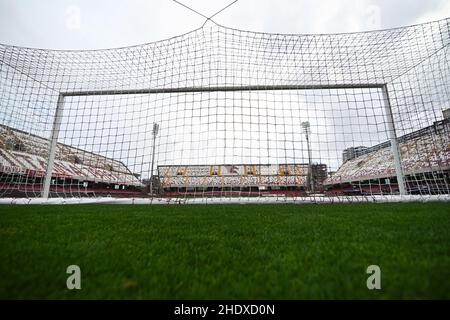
0,202,449,299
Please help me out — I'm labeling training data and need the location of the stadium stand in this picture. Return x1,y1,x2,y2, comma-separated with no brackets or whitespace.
325,119,450,195
158,163,327,196
0,124,144,197
3,116,447,198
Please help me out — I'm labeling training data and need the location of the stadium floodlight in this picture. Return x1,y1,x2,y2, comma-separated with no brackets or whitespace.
0,17,449,203
301,121,313,193
150,123,159,196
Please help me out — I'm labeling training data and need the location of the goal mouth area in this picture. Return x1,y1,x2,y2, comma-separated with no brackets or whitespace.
42,84,406,200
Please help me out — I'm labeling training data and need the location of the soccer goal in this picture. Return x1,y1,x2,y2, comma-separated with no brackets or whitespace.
0,18,449,203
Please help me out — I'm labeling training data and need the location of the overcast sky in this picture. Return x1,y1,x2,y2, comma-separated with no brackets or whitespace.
0,0,449,177
0,0,449,50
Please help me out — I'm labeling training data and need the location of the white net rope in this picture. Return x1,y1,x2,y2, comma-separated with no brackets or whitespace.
0,19,449,201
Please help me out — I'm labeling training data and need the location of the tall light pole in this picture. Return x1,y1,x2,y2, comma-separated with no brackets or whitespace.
302,121,313,193
150,122,159,197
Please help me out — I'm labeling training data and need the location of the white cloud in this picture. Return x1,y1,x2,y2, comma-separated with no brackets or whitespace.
0,0,448,49
414,0,450,24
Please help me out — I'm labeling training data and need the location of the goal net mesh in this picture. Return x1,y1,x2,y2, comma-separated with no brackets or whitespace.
0,18,449,202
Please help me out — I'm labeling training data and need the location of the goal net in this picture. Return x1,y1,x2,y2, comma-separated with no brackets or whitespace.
1,18,449,203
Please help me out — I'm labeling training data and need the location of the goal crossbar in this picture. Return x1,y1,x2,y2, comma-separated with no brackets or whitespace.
60,84,387,97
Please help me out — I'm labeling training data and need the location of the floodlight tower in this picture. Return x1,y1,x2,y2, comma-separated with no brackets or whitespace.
150,122,159,196
302,121,313,193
